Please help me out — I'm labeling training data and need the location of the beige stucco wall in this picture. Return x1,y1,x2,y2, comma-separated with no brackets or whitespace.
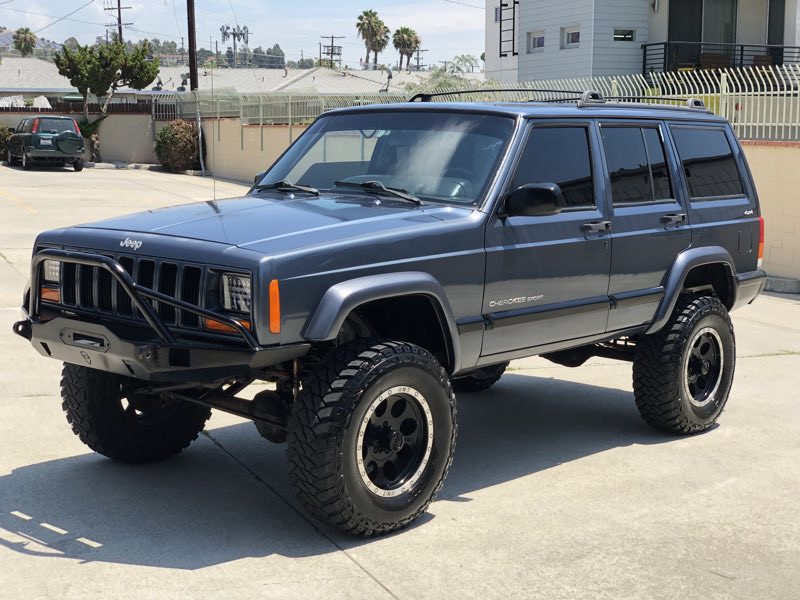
742,141,800,279
97,114,162,164
202,118,308,184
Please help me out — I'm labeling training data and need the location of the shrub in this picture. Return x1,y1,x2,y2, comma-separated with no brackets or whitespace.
0,124,12,158
155,119,202,172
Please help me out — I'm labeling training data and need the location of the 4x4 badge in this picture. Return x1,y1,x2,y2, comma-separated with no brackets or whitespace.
120,238,143,250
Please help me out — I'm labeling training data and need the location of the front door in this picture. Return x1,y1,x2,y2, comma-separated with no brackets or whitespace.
482,121,612,357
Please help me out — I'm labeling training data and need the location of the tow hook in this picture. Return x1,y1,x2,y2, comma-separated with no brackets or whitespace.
12,320,32,340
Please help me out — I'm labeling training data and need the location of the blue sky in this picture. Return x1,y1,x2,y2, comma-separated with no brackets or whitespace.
1,0,486,68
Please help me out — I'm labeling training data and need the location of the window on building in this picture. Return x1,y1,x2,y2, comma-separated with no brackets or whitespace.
510,127,595,208
526,31,545,53
601,126,673,204
494,6,502,23
561,26,580,49
671,127,744,199
613,29,636,42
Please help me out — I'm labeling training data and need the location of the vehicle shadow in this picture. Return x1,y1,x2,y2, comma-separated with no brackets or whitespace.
0,372,680,569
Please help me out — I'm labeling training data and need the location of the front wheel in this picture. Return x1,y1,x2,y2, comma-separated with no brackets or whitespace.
6,147,17,166
288,340,456,536
61,364,212,462
633,295,735,434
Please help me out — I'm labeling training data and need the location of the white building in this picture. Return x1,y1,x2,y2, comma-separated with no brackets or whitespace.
485,0,800,81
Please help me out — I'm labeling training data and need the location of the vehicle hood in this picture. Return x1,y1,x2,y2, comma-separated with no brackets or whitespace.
76,193,472,255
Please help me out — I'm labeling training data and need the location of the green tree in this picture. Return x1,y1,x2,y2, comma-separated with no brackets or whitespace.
13,27,37,57
392,27,420,71
452,54,479,73
63,37,80,52
356,10,388,68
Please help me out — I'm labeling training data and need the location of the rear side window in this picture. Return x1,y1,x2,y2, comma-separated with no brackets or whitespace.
510,126,595,208
671,127,744,199
601,126,673,204
36,118,76,134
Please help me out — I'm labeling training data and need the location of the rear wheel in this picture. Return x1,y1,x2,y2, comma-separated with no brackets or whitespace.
61,363,212,462
633,295,735,434
21,150,31,170
73,159,84,172
288,340,456,536
451,362,509,393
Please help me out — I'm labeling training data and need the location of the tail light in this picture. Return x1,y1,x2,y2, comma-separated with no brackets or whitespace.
31,118,39,133
757,216,765,269
73,119,81,135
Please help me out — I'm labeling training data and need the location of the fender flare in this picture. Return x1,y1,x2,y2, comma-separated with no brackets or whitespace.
645,246,736,334
302,272,461,372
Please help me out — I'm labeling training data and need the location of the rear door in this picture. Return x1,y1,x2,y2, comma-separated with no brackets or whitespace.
599,121,691,331
481,120,612,356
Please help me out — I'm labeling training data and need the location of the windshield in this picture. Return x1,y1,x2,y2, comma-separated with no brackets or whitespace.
257,111,515,206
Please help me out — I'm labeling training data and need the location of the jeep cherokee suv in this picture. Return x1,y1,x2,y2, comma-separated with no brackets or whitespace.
13,91,766,536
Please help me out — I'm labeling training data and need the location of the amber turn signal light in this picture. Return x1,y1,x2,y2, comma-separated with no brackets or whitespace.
269,279,281,334
203,317,251,334
41,288,60,303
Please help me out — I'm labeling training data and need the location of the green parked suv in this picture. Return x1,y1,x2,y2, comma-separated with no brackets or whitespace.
6,115,85,171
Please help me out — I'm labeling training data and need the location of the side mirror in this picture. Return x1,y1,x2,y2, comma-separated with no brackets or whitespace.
253,171,266,185
8,128,15,134
503,183,565,217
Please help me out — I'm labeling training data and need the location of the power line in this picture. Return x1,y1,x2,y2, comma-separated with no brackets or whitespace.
320,34,344,69
33,0,96,35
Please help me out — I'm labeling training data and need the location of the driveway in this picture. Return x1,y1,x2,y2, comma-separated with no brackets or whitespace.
0,165,798,599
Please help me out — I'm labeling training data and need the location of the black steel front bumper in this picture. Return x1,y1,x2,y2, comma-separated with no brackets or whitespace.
13,249,309,383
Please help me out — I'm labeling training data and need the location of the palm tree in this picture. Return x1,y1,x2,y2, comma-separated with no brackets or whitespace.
452,54,479,73
13,27,37,58
356,10,381,67
393,27,420,71
372,22,390,68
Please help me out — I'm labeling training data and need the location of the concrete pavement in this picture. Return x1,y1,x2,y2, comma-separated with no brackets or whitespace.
0,164,798,599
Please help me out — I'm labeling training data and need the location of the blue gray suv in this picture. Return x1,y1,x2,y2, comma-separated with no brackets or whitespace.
13,91,766,535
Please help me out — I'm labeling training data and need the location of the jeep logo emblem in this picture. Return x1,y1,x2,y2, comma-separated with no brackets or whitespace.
120,238,143,250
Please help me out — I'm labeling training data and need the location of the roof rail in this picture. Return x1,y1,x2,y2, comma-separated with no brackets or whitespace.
602,96,708,110
408,88,582,102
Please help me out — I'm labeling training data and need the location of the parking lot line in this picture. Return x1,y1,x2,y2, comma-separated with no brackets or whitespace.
0,189,37,214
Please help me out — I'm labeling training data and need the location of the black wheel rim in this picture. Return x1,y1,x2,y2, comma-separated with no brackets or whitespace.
357,386,433,498
684,327,724,407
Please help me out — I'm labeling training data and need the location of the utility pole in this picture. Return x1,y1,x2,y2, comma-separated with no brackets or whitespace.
414,47,428,71
187,0,198,90
321,35,344,69
104,1,131,44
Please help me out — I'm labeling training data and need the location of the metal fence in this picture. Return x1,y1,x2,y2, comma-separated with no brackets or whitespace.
149,65,800,141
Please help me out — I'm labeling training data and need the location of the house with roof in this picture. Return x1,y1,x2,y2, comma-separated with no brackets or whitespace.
485,0,800,81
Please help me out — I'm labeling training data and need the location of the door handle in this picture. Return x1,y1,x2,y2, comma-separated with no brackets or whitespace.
581,221,611,233
660,213,687,226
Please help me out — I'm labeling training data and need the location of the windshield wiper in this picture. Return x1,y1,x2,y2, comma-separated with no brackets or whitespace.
252,180,320,196
333,180,422,206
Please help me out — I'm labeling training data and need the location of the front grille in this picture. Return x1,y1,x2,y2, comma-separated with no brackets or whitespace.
58,253,205,330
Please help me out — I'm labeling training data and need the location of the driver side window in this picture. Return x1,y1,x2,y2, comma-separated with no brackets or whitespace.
509,126,595,208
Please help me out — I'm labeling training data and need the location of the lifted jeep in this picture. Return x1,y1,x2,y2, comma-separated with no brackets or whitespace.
13,90,766,536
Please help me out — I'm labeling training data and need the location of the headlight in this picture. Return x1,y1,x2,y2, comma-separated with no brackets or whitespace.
43,260,60,284
221,273,251,313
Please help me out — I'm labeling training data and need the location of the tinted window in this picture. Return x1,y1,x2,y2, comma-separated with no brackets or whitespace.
602,126,674,204
37,118,76,134
602,128,652,203
510,127,594,208
643,128,673,200
671,127,744,198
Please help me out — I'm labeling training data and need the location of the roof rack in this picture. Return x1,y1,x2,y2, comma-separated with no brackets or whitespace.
407,88,709,111
408,88,583,103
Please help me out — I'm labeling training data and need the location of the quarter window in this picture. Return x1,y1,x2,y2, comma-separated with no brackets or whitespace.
671,127,744,198
510,126,595,208
601,126,673,204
